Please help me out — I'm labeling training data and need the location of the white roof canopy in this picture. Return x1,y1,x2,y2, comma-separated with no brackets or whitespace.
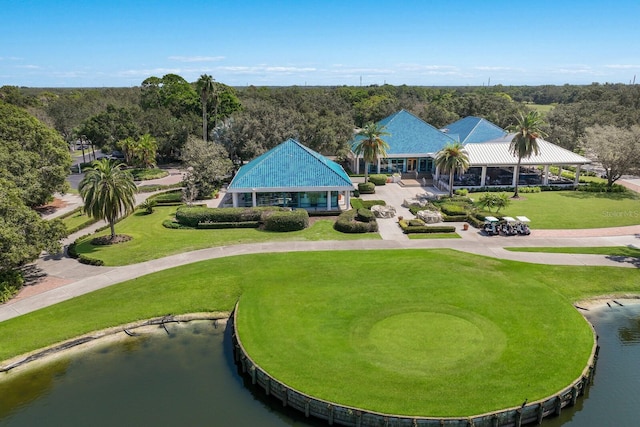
464,136,591,167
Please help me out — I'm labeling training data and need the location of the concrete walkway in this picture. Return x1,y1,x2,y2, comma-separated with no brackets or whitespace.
2,181,639,322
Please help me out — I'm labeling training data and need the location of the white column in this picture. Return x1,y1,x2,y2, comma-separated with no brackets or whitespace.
232,193,239,208
480,166,487,187
344,190,350,209
377,158,381,174
251,191,257,207
543,165,550,185
326,191,332,210
574,165,581,185
512,166,518,187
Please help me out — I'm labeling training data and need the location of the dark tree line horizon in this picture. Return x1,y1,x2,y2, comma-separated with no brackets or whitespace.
2,79,640,164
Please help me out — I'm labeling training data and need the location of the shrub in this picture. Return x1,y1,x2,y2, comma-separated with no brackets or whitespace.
162,219,187,229
356,208,375,222
358,182,376,194
368,174,388,186
467,214,486,229
139,199,157,214
454,188,469,196
0,270,24,304
476,192,510,213
334,210,378,233
442,214,468,222
263,210,309,232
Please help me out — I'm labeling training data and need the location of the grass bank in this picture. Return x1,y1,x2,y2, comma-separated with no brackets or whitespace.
74,206,379,265
495,190,640,229
505,246,640,258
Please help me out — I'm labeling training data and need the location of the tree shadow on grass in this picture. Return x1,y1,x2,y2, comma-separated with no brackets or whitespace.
558,191,639,201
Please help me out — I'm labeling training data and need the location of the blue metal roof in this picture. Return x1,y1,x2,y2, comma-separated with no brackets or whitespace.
228,139,353,190
352,110,457,155
442,116,507,144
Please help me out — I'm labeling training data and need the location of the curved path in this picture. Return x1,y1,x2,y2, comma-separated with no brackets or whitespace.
1,180,639,322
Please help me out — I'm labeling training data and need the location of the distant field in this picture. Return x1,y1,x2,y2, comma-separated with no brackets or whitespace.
528,103,556,114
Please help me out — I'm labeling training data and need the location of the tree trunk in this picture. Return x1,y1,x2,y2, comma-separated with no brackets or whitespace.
202,100,208,142
109,221,116,240
364,162,369,183
512,161,521,198
448,172,454,197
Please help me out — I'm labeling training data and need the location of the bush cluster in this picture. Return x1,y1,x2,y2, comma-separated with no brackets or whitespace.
334,210,378,233
439,202,467,216
358,182,376,194
263,210,309,232
0,270,24,304
368,174,388,186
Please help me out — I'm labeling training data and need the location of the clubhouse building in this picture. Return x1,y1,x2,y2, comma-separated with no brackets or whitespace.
349,110,591,193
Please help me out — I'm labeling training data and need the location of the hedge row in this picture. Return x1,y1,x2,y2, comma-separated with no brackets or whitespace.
67,235,105,266
399,220,456,234
0,270,24,304
150,190,183,204
334,210,378,233
175,206,286,227
196,221,260,229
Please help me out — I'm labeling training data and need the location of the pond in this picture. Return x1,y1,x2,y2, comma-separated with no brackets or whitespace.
1,304,639,427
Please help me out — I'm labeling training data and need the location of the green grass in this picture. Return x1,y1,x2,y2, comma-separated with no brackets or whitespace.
75,208,380,265
505,246,640,258
407,232,461,239
129,168,169,181
60,209,95,232
528,103,555,114
3,250,636,415
495,190,640,229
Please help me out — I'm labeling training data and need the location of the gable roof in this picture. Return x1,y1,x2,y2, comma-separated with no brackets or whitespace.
464,137,591,166
228,139,353,191
442,116,508,144
352,110,457,156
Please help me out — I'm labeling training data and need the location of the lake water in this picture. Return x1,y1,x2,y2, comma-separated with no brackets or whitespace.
1,305,639,427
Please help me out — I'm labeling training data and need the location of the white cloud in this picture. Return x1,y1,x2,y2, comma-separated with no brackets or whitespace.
605,64,640,69
168,56,225,63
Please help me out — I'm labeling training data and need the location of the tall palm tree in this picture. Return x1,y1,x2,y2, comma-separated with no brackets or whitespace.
507,111,547,198
79,158,137,240
196,74,215,141
352,122,390,182
434,142,470,197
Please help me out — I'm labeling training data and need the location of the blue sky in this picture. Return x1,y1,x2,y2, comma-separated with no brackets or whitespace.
2,0,639,87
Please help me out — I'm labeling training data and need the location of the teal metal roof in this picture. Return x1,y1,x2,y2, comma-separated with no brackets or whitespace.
352,110,457,155
442,116,507,144
228,139,353,190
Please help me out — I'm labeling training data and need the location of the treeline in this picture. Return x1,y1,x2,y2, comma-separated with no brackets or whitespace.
2,80,640,163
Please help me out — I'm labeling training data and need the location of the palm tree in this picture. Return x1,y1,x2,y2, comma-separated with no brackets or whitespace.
434,142,470,197
196,74,215,141
507,111,547,198
352,122,390,182
79,158,137,240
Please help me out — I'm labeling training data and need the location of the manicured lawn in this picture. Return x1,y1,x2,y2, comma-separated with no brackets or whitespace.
236,251,595,416
130,168,169,181
75,207,380,265
3,250,636,415
505,246,640,258
407,232,461,239
494,190,640,229
60,209,97,232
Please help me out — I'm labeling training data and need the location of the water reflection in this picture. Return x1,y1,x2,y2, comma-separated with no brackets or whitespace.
1,306,640,427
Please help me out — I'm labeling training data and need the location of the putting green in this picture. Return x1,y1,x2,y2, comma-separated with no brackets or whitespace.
235,250,595,417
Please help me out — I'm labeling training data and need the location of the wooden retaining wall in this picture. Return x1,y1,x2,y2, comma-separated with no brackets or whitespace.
231,305,599,427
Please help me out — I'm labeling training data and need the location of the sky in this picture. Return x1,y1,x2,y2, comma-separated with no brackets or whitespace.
2,0,640,88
